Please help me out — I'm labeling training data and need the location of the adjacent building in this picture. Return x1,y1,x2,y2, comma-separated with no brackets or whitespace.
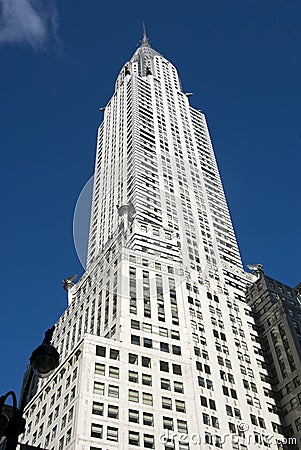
19,33,293,450
245,270,301,448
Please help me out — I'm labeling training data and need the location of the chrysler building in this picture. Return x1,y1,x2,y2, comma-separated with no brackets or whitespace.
20,31,289,450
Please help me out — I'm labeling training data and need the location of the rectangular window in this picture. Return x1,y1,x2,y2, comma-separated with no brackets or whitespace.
92,402,103,416
129,390,139,402
163,417,174,430
177,420,188,433
129,431,139,446
144,433,155,448
161,378,171,390
173,364,182,375
144,338,153,348
110,349,120,360
108,405,119,419
142,357,151,368
91,423,103,439
160,361,169,372
66,428,72,444
143,412,154,426
131,335,140,345
143,392,153,406
107,427,118,441
129,353,138,364
172,345,181,355
109,366,119,379
142,374,152,386
108,385,119,398
174,381,184,393
96,346,106,357
162,397,172,409
129,371,138,383
175,400,186,413
93,382,105,396
129,409,139,423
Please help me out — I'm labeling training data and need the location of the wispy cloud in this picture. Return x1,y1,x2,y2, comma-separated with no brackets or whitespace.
0,0,59,49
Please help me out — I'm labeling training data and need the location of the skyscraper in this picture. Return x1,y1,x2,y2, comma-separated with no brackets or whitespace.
245,271,301,448
20,32,290,450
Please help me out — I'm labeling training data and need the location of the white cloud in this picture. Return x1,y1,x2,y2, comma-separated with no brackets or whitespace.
0,0,59,49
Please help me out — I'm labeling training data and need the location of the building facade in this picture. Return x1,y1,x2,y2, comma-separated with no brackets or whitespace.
245,271,301,448
20,34,291,450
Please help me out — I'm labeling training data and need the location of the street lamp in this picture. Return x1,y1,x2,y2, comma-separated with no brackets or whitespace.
0,327,60,450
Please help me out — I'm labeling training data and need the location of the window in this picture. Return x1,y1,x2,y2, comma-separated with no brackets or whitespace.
171,330,180,340
177,420,188,433
143,412,154,426
107,427,118,441
142,374,152,386
160,342,169,352
212,416,219,429
110,349,120,360
209,399,216,410
143,392,153,406
229,422,236,433
226,405,233,416
47,413,53,427
108,405,119,419
131,335,140,345
131,320,140,330
109,366,119,379
44,434,50,447
173,364,182,375
70,386,76,400
63,394,69,408
129,409,139,423
163,417,174,430
174,381,184,393
91,423,103,439
144,338,153,348
258,417,266,428
93,382,104,395
66,428,72,444
203,413,210,425
250,414,258,425
223,386,229,396
96,346,106,357
200,396,208,407
161,378,171,390
204,364,211,374
143,323,152,333
129,431,139,446
54,405,59,419
92,402,103,416
162,397,172,409
144,433,155,448
206,379,213,390
129,353,138,364
129,371,138,383
159,327,168,337
295,416,301,431
108,385,119,398
230,389,237,399
160,361,169,372
142,357,151,368
129,390,139,402
172,345,181,355
175,400,186,412
61,414,67,429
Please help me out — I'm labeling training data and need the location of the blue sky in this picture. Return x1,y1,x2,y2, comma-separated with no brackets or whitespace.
0,0,300,398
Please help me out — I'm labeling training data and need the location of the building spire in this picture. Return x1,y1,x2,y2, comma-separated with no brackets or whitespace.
141,22,150,47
